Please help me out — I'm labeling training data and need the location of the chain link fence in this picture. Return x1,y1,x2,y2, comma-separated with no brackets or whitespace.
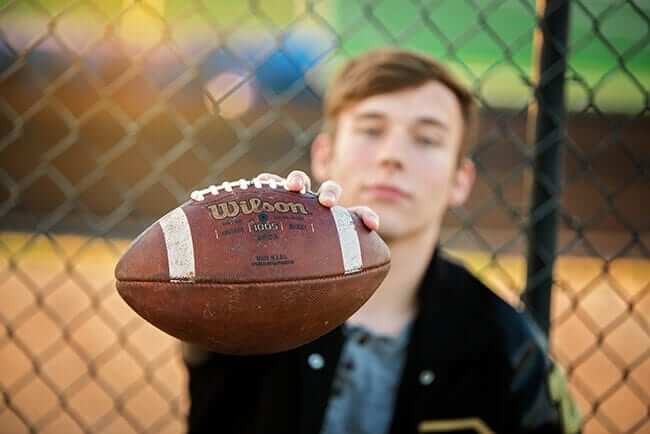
0,0,648,433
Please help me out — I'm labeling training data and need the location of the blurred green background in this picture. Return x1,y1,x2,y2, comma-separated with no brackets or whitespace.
2,0,648,112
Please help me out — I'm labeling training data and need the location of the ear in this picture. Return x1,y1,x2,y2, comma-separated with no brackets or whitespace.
448,158,476,207
310,133,334,183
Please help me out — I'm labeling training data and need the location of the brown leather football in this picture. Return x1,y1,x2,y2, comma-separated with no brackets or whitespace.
115,178,390,355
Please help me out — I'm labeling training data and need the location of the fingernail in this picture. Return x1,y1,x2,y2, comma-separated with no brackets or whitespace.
320,192,335,202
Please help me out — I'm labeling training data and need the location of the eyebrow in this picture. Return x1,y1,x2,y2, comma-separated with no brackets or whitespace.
353,111,448,130
415,117,449,131
352,112,386,121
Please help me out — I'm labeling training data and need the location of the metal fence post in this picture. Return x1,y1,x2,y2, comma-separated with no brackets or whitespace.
524,0,571,336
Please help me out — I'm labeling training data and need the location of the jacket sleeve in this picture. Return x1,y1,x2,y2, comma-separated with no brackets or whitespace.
182,343,268,434
503,311,582,434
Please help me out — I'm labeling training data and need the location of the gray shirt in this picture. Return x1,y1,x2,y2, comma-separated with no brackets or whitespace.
319,321,413,434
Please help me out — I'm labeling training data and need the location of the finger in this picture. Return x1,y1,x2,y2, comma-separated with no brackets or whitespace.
349,206,379,231
317,180,342,207
255,173,285,182
285,170,311,193
254,173,286,188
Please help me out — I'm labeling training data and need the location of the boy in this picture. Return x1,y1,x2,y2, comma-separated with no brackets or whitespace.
184,48,581,433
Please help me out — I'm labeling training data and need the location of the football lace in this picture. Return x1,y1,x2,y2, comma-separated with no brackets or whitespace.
190,178,288,201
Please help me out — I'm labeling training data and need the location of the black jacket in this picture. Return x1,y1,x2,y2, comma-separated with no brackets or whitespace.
185,251,580,434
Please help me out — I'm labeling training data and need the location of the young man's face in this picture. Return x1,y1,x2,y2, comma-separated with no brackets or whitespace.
312,80,475,242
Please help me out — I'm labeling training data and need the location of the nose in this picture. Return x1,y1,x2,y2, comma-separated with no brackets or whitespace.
375,127,406,171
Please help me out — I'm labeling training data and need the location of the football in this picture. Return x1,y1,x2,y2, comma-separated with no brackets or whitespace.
115,177,391,355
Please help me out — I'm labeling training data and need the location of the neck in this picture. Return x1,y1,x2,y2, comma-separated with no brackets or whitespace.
347,225,438,336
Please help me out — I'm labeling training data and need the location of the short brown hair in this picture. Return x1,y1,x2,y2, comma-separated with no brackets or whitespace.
324,48,479,157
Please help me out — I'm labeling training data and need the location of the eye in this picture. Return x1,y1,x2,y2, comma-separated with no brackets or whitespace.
415,136,441,147
356,127,383,137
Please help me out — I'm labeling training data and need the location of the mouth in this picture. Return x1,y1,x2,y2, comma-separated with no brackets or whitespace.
362,184,412,201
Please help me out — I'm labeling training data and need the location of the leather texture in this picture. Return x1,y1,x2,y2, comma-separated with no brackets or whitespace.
115,182,391,354
116,264,389,354
116,186,390,282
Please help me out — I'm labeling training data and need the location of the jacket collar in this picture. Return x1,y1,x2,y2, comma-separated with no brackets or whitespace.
409,246,486,361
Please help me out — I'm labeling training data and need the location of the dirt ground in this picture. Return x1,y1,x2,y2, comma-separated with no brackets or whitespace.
0,232,648,433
